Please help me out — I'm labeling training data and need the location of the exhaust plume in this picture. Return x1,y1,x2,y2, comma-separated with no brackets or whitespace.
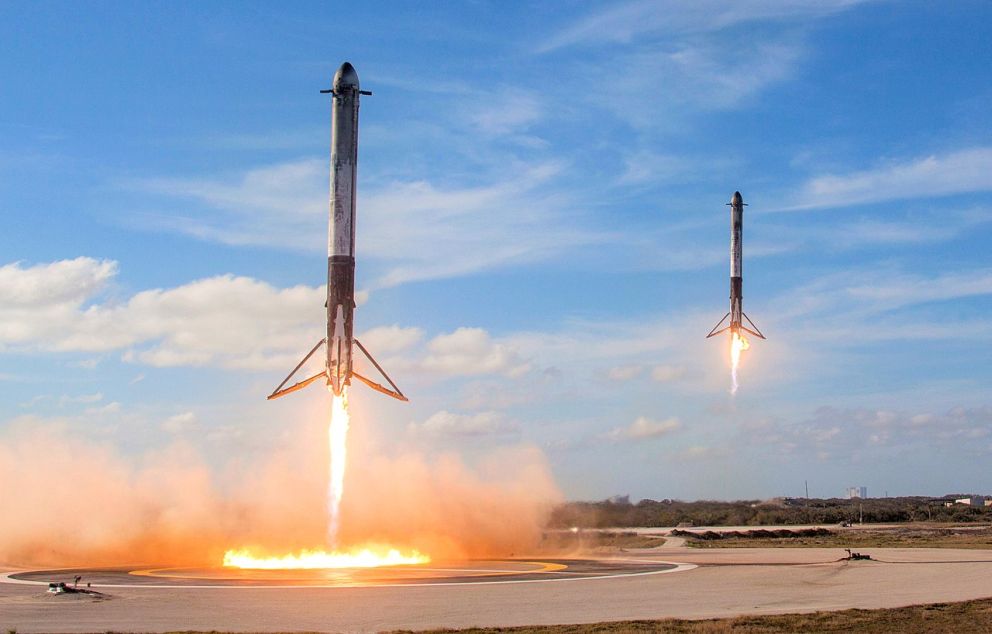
0,417,560,567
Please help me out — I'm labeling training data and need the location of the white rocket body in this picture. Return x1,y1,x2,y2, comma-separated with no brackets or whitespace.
267,62,407,402
707,191,764,341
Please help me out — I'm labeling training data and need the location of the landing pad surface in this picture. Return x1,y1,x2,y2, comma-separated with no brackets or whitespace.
4,558,685,588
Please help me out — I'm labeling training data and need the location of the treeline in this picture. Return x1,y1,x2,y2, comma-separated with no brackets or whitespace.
548,496,992,528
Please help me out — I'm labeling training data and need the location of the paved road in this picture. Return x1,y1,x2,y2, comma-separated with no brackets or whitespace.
2,547,992,633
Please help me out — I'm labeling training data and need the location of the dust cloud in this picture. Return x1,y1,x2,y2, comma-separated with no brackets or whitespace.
0,420,560,567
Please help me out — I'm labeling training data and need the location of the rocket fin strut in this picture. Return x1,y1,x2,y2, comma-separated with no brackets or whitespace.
268,338,327,400
741,312,766,339
353,338,408,402
706,313,732,338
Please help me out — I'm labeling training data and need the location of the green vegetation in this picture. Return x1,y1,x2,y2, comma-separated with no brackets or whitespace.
677,525,992,550
550,496,992,528
389,597,992,633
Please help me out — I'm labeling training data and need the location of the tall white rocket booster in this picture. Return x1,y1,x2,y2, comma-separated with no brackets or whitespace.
707,191,765,340
268,62,407,402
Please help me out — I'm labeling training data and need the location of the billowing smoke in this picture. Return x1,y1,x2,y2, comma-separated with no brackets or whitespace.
0,419,560,567
337,445,560,560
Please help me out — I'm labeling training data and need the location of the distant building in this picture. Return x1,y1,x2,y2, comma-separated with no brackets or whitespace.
954,496,987,506
846,486,867,499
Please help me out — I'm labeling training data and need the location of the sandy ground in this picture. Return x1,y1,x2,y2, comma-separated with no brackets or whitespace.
3,545,992,633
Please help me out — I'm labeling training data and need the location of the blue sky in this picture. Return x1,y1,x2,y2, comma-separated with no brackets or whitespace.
2,1,991,501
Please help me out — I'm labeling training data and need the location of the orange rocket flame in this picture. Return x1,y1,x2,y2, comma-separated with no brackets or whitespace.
223,546,429,569
222,388,430,570
730,330,750,394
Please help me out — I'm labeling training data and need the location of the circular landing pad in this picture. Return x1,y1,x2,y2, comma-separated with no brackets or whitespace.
4,558,690,588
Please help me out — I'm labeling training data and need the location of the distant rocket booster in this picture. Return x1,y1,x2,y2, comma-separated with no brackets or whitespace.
707,191,765,340
268,62,407,402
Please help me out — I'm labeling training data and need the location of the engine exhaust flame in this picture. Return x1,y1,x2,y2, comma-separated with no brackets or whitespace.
730,330,750,394
328,390,349,546
222,387,431,570
223,546,429,569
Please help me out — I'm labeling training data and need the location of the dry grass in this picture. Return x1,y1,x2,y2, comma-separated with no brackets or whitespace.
387,597,992,633
683,525,992,550
540,531,667,552
85,598,992,632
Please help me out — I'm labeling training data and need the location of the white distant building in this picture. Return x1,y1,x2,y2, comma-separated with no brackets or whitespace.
846,486,867,499
954,496,987,506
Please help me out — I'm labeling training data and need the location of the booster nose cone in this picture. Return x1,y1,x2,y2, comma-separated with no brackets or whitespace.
732,191,743,206
333,62,360,91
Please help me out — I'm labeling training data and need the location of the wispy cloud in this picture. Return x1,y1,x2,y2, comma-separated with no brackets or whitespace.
773,267,992,324
359,162,597,287
537,0,868,53
617,150,690,185
783,147,992,210
608,364,644,381
408,410,519,438
534,0,867,132
651,364,687,383
466,92,542,137
745,405,992,460
830,212,992,248
607,416,682,441
129,159,598,288
162,411,198,434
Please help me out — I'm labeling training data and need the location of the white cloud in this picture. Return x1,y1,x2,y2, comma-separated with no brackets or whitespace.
467,93,542,136
361,163,596,287
162,411,198,434
357,325,424,355
85,401,121,416
746,406,992,457
533,0,867,134
421,328,530,378
679,445,728,461
538,0,867,52
0,259,557,380
618,151,689,185
130,160,598,288
135,159,325,245
0,257,117,309
0,258,118,350
608,364,644,381
408,410,518,438
59,392,104,406
651,365,686,382
607,416,682,441
0,258,324,370
786,147,992,210
814,209,992,250
589,40,801,129
773,268,992,325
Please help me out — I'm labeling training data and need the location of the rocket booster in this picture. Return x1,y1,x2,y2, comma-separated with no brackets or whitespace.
326,62,362,397
268,62,407,402
707,191,765,340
